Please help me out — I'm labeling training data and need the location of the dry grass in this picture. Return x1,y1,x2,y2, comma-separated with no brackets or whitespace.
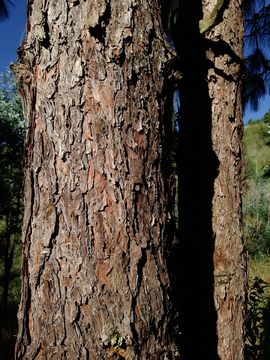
249,256,270,296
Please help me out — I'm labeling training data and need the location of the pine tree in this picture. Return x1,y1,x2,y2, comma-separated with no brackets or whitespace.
12,1,248,358
0,0,13,22
243,0,270,110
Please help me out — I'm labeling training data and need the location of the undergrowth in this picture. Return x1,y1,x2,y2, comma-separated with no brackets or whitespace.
246,259,270,359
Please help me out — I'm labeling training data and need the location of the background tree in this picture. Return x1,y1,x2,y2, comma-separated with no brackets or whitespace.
243,0,270,110
166,0,248,358
0,0,13,22
163,0,270,113
0,70,25,311
0,70,25,358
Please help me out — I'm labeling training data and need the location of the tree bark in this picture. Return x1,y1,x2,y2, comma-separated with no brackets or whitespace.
207,1,248,358
176,1,248,359
13,0,178,359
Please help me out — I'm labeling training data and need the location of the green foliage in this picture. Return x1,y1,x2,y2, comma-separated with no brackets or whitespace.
262,111,270,124
0,0,13,22
244,110,270,358
243,115,270,179
0,71,25,228
243,178,270,260
0,70,24,297
0,241,22,304
0,70,25,357
243,117,270,260
246,277,270,359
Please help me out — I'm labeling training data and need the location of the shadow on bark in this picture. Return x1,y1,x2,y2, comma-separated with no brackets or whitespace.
173,6,220,359
177,82,220,357
177,78,220,359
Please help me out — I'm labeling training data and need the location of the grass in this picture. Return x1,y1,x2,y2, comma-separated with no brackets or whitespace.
250,257,270,296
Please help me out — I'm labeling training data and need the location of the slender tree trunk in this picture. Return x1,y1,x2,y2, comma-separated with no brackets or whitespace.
206,1,248,358
12,0,178,359
3,193,20,312
175,0,248,359
3,212,12,313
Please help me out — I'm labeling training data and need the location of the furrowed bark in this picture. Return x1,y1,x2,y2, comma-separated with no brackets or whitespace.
13,0,178,359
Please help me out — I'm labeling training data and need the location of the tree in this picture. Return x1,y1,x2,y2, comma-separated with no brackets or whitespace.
243,0,270,110
12,1,178,358
169,1,248,358
12,0,247,359
0,0,13,22
0,71,25,313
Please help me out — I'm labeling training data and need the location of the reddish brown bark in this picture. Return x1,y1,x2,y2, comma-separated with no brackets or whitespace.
12,0,249,359
207,1,248,358
12,0,178,359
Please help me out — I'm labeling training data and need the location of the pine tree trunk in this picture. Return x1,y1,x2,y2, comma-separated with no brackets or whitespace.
176,0,248,359
206,1,248,358
13,1,177,358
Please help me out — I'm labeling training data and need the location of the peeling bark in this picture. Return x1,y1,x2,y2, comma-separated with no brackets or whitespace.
13,1,178,359
13,0,248,359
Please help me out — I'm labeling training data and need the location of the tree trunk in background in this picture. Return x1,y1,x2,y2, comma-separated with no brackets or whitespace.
176,0,248,359
205,2,248,358
13,0,178,358
209,0,248,360
3,231,15,312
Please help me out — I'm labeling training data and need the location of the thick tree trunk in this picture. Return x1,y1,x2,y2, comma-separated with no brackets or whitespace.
176,0,248,359
13,0,178,359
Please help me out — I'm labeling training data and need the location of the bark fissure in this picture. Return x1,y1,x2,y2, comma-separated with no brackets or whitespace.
14,0,178,358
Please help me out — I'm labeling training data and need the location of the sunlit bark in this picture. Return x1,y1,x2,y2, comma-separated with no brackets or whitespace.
12,0,178,359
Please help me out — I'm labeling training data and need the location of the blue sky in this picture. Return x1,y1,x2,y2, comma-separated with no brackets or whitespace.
0,0,269,124
0,1,27,73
